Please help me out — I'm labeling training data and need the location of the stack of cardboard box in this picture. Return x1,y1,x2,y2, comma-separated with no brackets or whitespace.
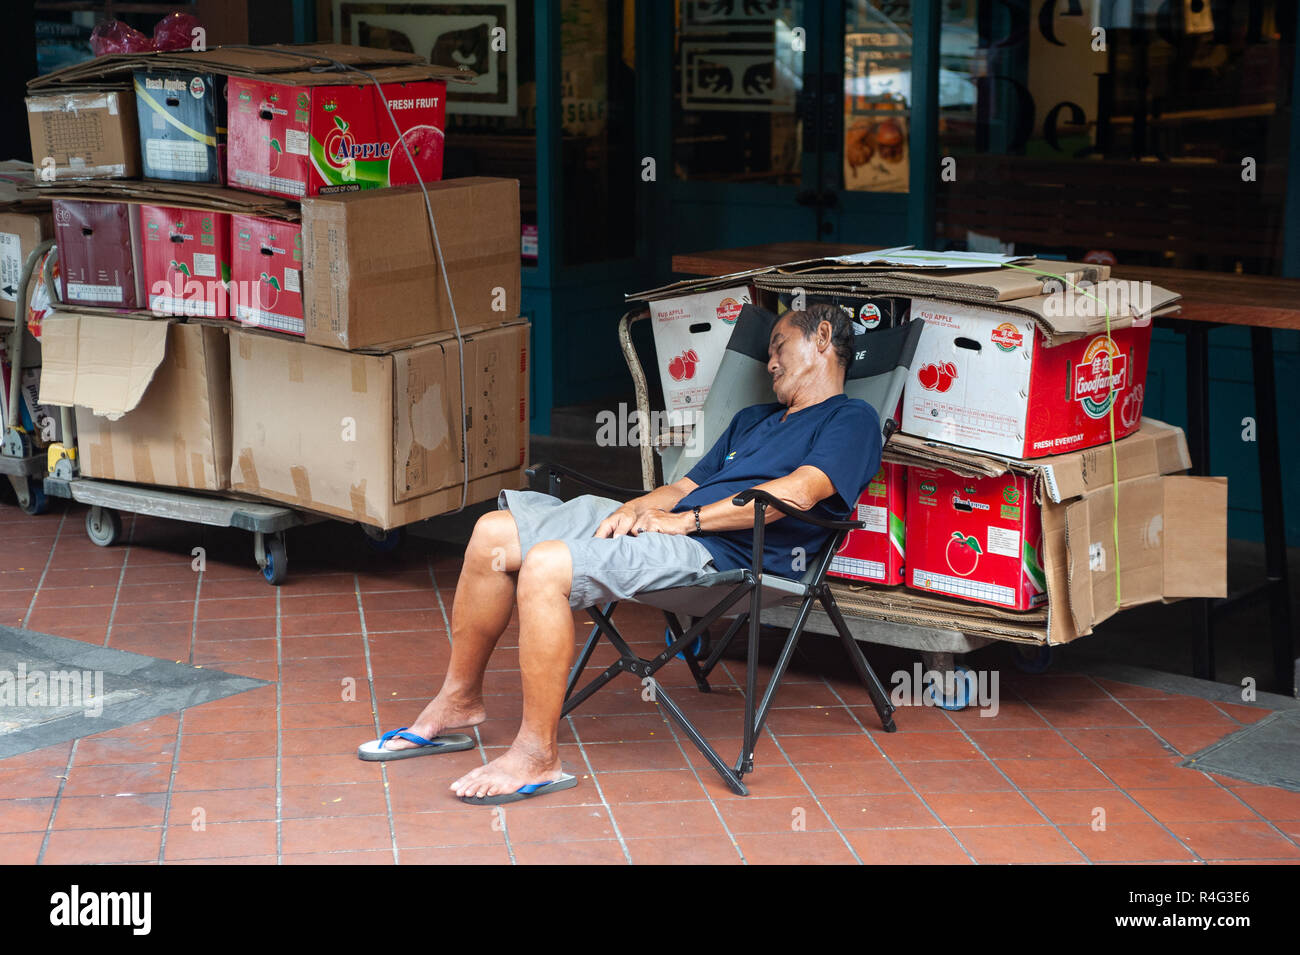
20,45,530,530
630,251,1228,645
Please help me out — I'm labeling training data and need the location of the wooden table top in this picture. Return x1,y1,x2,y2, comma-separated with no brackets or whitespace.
670,242,1300,331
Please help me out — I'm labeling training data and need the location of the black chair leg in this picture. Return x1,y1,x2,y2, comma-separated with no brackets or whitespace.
820,588,897,732
565,602,614,701
736,593,821,775
654,682,748,796
664,612,711,693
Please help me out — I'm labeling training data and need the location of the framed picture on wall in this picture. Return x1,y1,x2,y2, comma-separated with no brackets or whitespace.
334,0,518,116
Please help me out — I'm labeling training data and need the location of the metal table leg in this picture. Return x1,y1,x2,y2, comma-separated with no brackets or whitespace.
1182,324,1215,680
1249,328,1296,697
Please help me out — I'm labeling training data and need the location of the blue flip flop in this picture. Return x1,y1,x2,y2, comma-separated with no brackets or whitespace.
357,727,476,761
458,772,578,806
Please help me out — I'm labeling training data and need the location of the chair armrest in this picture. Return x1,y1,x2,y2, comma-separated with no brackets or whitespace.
731,488,866,532
525,462,646,501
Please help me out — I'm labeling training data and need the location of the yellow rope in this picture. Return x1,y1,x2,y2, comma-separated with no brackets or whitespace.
999,262,1124,608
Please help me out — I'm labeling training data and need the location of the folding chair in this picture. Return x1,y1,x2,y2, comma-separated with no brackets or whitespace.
528,305,924,795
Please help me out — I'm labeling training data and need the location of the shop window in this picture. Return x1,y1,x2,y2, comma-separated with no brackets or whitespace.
559,0,637,266
334,0,539,267
936,0,1295,274
842,0,913,193
671,0,806,184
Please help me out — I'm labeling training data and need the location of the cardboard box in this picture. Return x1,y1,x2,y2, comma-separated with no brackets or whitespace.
26,89,141,180
37,314,231,490
865,419,1227,642
301,178,520,351
648,285,753,412
53,200,144,309
229,319,529,528
138,205,232,318
0,210,53,320
231,215,303,335
906,467,1045,611
902,298,1152,458
830,463,907,585
133,71,226,183
226,74,446,198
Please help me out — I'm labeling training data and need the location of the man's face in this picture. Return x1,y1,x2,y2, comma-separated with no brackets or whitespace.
767,314,825,405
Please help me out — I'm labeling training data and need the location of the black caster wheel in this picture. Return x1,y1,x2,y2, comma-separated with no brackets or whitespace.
362,525,402,553
19,479,48,516
261,534,288,585
924,664,974,711
1013,643,1053,674
85,506,122,546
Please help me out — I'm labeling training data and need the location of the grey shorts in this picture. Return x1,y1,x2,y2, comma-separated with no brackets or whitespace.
497,489,718,610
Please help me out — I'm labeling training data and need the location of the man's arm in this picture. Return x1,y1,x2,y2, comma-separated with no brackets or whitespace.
594,476,699,538
633,465,834,536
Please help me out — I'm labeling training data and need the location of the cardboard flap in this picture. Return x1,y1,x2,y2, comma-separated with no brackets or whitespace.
37,312,169,418
29,44,472,90
1038,418,1191,503
1064,475,1169,636
1162,476,1228,598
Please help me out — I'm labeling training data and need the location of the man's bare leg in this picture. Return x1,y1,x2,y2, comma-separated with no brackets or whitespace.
450,540,574,797
380,510,522,751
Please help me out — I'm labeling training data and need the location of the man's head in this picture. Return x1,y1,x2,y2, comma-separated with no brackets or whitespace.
767,303,854,406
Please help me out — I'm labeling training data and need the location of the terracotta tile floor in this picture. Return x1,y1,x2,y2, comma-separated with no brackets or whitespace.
2,503,1299,865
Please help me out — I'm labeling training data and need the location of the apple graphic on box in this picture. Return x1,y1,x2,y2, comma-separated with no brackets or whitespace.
945,531,982,577
389,125,445,186
918,363,939,390
668,355,686,381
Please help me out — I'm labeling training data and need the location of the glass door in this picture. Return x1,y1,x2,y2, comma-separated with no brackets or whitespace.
668,0,825,252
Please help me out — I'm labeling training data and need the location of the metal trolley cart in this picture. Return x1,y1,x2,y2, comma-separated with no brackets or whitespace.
613,306,1048,710
2,241,401,585
1,241,59,515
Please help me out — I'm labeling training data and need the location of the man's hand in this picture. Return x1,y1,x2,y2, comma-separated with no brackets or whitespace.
629,509,692,536
595,504,691,537
593,477,699,538
594,504,639,538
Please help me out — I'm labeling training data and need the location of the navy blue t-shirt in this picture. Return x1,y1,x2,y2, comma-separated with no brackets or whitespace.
673,394,882,578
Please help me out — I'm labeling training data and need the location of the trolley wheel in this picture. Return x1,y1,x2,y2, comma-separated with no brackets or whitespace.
1013,643,1053,674
0,477,15,506
19,479,48,516
85,506,122,547
664,624,706,661
924,664,974,711
362,525,402,553
262,534,288,585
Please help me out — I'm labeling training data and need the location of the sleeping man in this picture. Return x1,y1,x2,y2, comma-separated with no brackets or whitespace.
358,303,883,804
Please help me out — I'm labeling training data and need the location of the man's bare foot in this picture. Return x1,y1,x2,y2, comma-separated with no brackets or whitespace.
380,693,487,752
450,743,564,800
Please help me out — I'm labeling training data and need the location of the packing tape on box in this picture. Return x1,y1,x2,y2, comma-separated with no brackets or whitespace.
351,357,368,394
131,436,156,486
191,452,206,489
349,480,369,522
173,437,188,487
238,336,253,361
288,353,303,384
289,465,312,506
171,332,188,370
237,447,259,490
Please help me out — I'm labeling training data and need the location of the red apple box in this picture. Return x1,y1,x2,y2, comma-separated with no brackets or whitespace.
138,205,231,318
226,76,446,199
902,299,1152,458
829,463,907,585
906,466,1046,611
52,199,144,309
230,215,303,336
